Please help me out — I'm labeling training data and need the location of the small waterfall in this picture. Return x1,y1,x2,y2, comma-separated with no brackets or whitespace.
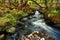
32,11,60,40
34,10,40,18
5,11,60,40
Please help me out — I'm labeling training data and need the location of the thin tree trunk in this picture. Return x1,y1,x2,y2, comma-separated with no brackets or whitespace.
44,0,48,9
23,0,28,7
20,0,23,4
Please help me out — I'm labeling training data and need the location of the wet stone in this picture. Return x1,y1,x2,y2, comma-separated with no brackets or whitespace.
21,31,55,40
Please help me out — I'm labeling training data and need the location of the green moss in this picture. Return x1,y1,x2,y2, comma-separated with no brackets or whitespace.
1,26,10,31
0,17,10,25
0,9,28,31
48,7,60,18
6,14,14,19
11,20,16,26
15,10,28,19
27,1,37,8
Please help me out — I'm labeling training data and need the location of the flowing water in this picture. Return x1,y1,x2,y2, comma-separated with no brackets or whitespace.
5,11,60,40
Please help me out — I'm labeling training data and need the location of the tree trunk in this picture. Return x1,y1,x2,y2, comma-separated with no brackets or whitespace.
20,0,23,4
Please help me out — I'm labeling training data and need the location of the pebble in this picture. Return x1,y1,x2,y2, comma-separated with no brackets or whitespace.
6,27,16,33
21,32,54,40
0,34,5,39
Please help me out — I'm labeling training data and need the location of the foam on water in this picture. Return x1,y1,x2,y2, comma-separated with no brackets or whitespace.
32,11,60,40
6,11,60,40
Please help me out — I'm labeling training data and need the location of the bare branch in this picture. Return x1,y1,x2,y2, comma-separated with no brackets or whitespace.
31,0,44,8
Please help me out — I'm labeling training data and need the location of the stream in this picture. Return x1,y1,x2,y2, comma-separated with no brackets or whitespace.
5,11,60,40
